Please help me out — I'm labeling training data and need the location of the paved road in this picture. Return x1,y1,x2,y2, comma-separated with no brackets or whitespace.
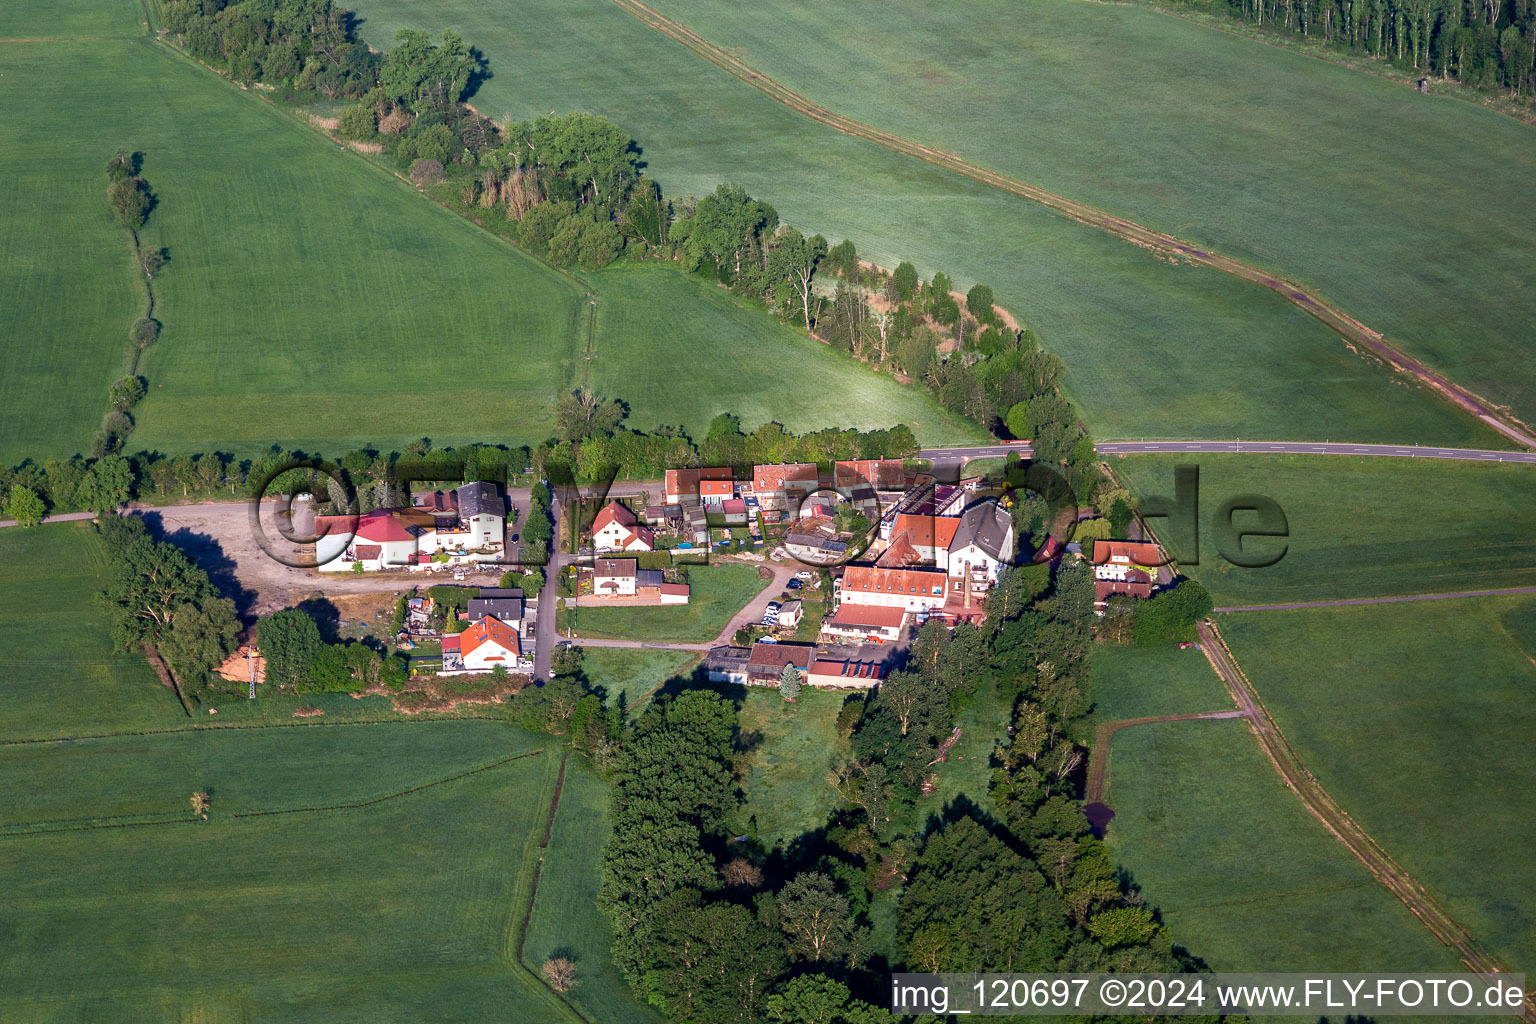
921,440,1536,465
1215,586,1536,613
1198,621,1534,1019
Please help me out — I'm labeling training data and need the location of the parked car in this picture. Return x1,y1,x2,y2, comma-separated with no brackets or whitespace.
757,636,778,644
786,578,803,590
767,602,782,611
795,570,815,580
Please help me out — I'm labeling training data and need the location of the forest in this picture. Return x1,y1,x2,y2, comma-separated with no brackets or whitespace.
590,558,1217,1022
1184,0,1535,100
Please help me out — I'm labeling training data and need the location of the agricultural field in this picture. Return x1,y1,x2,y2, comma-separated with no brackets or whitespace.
562,564,769,643
0,725,596,1022
0,18,976,466
348,0,1500,448
1105,718,1468,977
639,0,1536,431
0,522,184,740
1112,455,1536,606
1220,596,1536,972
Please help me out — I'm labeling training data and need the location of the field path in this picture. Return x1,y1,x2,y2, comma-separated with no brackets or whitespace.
610,0,1536,449
1198,621,1536,1018
1084,709,1246,805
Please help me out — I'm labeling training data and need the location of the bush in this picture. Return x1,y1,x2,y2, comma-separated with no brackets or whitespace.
102,411,134,439
410,159,445,186
337,103,378,140
130,317,160,348
108,375,146,412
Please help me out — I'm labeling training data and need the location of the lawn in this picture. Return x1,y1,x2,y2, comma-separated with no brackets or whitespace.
0,22,980,466
1220,596,1536,972
637,0,1536,432
577,646,700,715
523,758,666,1024
1112,454,1536,606
733,686,848,847
1105,718,1467,975
1086,644,1232,725
0,522,183,740
564,563,769,643
0,727,594,1022
348,0,1504,448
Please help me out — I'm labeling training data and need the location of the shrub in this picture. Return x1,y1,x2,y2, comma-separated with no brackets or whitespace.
410,159,445,186
130,317,160,348
102,410,134,439
108,375,146,411
379,109,411,134
337,103,378,140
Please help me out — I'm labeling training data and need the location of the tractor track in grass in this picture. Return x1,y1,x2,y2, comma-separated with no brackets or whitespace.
610,0,1536,450
1084,709,1247,806
1198,621,1536,1019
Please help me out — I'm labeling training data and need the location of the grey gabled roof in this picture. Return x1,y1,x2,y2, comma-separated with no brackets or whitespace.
468,597,524,621
454,480,504,519
952,501,1013,563
636,569,665,589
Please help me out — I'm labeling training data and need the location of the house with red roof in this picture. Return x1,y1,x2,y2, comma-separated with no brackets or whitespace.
751,463,819,510
664,467,732,505
833,459,906,491
1091,539,1166,611
591,502,654,553
822,603,907,643
808,658,887,689
317,482,505,572
836,565,949,613
445,615,530,673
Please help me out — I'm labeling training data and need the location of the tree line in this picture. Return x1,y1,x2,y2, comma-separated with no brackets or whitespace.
0,412,915,529
101,149,169,459
1174,0,1536,101
589,548,1222,1021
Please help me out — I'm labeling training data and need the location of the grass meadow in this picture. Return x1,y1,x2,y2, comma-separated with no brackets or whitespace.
733,686,848,847
0,17,978,465
1106,718,1467,976
346,0,1499,448
1112,455,1536,606
1086,644,1233,724
577,646,700,715
564,563,769,643
523,760,667,1024
1220,596,1536,972
640,0,1536,432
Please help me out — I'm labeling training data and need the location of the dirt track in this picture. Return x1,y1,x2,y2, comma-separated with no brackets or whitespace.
610,0,1536,450
1198,622,1536,1020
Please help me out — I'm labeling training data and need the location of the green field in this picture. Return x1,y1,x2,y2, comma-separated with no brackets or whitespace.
565,563,768,643
1087,644,1232,724
638,0,1536,431
1221,596,1536,972
733,686,847,846
0,724,594,1022
0,522,185,739
1113,455,1536,606
0,16,976,464
1106,719,1466,976
577,646,700,714
347,0,1499,447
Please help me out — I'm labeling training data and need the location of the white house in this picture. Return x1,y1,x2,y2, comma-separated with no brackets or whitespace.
947,501,1014,582
446,615,529,673
592,502,654,553
592,558,638,597
317,482,505,571
836,565,949,614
